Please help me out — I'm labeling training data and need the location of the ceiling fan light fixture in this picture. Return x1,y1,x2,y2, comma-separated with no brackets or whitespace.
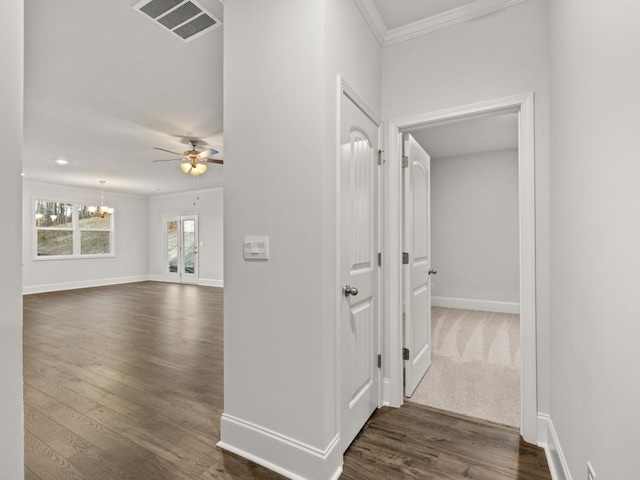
180,162,192,173
190,163,207,176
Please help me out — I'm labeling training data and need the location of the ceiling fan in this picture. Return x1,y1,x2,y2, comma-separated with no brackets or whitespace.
153,140,223,176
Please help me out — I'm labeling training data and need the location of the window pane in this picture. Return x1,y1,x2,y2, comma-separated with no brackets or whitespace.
34,201,73,228
81,231,111,255
167,221,178,273
37,230,73,256
183,219,195,274
78,205,111,229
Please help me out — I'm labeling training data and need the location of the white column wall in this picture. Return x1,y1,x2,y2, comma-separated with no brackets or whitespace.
0,0,24,476
221,0,380,478
549,0,640,478
381,0,550,414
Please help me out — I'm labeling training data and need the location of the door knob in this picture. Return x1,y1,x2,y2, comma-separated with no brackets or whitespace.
428,268,437,275
344,285,359,297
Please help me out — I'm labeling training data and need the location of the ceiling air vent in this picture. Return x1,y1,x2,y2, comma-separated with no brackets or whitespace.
133,0,221,43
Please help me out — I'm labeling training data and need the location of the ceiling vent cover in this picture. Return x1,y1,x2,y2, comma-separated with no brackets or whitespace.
133,0,221,42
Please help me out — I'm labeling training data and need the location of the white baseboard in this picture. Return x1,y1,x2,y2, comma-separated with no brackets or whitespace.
147,275,223,287
538,413,572,480
218,413,342,480
432,296,520,314
23,275,150,295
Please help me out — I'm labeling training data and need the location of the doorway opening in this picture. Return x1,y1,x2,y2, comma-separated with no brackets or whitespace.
165,214,199,284
402,112,521,428
385,93,537,443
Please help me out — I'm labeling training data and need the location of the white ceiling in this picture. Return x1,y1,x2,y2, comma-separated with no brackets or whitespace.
24,0,224,196
409,112,518,159
23,0,519,196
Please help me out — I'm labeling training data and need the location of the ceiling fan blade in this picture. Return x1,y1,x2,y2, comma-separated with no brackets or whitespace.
197,148,219,159
153,147,184,156
203,158,224,165
152,158,183,162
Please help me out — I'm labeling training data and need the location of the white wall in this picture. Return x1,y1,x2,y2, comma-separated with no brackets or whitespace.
221,0,380,478
0,0,24,476
430,149,519,306
23,181,149,293
549,1,640,478
382,0,550,414
148,188,223,285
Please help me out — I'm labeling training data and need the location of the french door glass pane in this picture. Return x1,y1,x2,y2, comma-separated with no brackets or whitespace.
167,221,178,273
183,219,195,274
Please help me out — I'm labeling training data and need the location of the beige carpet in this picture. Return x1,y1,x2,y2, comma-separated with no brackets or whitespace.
408,307,521,427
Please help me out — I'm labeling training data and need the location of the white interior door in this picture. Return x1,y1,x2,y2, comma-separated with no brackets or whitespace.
403,134,433,397
340,92,380,452
165,215,199,284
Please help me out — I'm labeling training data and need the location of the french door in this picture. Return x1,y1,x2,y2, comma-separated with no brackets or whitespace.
165,215,198,284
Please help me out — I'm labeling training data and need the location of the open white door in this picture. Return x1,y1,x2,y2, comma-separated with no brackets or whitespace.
165,214,199,284
403,134,433,397
340,90,380,452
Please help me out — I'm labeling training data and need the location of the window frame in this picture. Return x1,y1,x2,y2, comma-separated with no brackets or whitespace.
32,196,116,260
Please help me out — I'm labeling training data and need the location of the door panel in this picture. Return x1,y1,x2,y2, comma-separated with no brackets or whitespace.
340,94,379,452
404,134,432,397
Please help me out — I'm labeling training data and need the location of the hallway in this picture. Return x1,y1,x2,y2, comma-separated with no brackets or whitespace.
24,282,549,479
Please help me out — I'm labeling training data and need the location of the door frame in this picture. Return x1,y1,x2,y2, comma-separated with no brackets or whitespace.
163,213,199,284
335,76,383,451
385,92,537,443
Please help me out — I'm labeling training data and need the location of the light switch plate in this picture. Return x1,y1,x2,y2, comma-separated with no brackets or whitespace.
243,235,269,260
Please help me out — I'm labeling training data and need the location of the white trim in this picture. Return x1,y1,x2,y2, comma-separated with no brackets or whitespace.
198,278,224,288
386,92,538,443
354,0,528,47
432,296,520,314
352,0,387,46
148,274,164,282
22,275,149,295
218,414,342,480
538,413,572,480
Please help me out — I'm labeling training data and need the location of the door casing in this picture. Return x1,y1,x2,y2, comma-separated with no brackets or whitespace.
385,92,538,443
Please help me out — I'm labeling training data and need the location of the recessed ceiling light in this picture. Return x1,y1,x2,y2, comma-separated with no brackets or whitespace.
55,159,68,165
20,172,25,176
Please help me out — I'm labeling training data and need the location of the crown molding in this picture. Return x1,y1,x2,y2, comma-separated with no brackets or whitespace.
354,0,529,47
352,0,387,46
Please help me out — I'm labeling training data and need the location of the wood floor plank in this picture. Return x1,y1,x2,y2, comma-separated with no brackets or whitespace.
25,431,88,480
24,403,92,459
24,281,551,479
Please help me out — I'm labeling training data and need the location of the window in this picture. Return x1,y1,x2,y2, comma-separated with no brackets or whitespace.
34,200,114,258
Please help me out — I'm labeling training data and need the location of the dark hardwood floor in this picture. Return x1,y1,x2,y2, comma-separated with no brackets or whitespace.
24,282,551,479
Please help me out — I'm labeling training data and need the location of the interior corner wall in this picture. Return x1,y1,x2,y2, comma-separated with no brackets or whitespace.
0,0,24,476
22,181,149,293
431,149,519,306
549,0,640,478
148,188,223,285
381,0,550,415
